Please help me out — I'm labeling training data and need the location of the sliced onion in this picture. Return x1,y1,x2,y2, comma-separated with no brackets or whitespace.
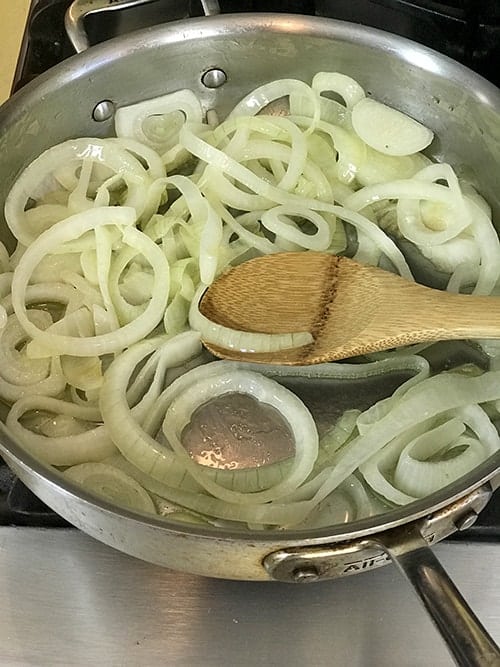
99,332,205,490
396,163,471,246
467,197,500,295
109,453,313,526
114,89,203,153
61,355,103,392
312,72,365,109
351,97,434,156
394,433,487,497
165,175,223,285
188,284,313,353
228,79,320,131
6,396,115,465
359,422,428,505
11,207,170,358
64,462,156,513
162,368,318,504
5,139,152,245
107,137,166,179
294,474,379,528
215,115,311,194
260,205,332,251
0,311,66,402
361,403,499,504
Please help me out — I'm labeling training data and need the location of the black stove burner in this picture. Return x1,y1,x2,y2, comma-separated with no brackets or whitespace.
0,469,68,527
3,0,499,538
317,1,500,87
12,0,500,95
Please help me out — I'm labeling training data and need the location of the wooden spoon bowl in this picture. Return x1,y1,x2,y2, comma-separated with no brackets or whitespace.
200,252,500,365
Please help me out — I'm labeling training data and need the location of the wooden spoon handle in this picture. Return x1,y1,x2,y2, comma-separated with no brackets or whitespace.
319,261,500,361
400,290,500,339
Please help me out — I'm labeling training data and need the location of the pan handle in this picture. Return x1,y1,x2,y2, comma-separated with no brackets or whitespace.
372,525,500,667
65,0,221,54
264,484,500,666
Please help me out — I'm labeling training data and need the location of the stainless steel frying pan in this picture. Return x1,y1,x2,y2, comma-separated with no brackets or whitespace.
0,2,499,664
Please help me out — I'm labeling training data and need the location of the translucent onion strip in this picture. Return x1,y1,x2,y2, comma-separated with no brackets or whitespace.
260,205,332,251
165,175,223,285
114,89,204,153
162,368,319,504
99,332,205,490
64,462,156,513
394,432,487,497
227,79,320,132
109,452,314,526
11,207,170,357
0,311,66,402
311,71,365,109
188,284,313,353
361,403,499,504
4,138,152,245
6,396,116,465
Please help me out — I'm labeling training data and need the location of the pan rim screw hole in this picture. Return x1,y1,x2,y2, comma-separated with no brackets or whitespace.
202,68,227,89
92,100,115,122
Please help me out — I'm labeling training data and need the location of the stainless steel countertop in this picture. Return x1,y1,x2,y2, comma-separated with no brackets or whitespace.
0,528,498,666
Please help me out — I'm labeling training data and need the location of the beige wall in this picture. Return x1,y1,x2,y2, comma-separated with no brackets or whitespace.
0,1,31,104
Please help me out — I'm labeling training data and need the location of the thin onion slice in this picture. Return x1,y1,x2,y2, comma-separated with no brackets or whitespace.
6,396,115,465
162,368,319,504
11,207,170,358
114,89,203,153
228,79,320,131
4,138,152,245
99,332,205,490
189,284,313,353
64,462,156,513
311,71,365,109
360,403,499,504
394,432,487,497
351,98,434,156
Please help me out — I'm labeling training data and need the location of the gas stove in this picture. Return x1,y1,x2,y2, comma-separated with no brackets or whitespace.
3,0,500,542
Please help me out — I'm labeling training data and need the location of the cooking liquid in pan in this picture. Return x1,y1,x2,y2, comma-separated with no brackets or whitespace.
183,392,296,469
175,340,491,527
183,343,490,466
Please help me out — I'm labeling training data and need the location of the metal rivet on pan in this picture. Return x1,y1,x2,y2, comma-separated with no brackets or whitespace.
454,510,479,531
92,100,115,122
201,68,227,89
292,566,320,583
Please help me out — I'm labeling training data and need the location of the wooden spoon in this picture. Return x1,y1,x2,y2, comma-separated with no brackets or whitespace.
200,251,500,365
